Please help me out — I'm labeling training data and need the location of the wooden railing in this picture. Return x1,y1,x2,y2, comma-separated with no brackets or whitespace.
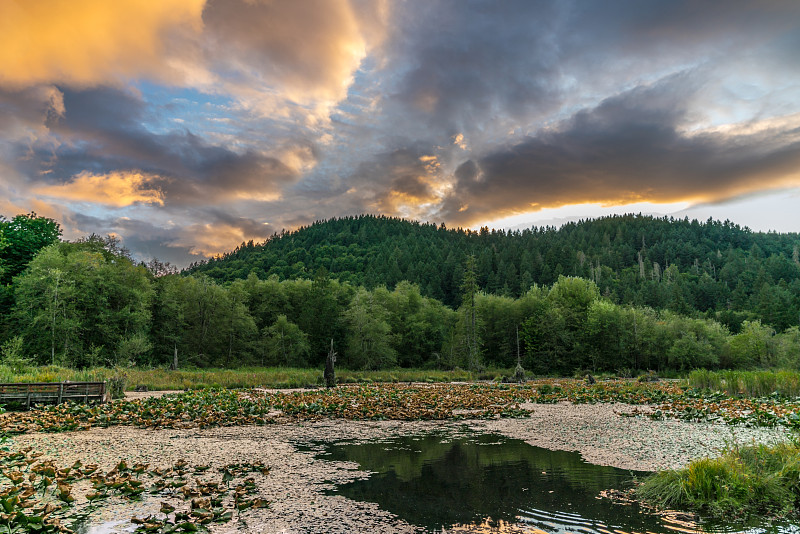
0,382,108,409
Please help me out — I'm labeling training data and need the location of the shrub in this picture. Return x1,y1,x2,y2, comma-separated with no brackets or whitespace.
107,370,128,399
0,336,30,374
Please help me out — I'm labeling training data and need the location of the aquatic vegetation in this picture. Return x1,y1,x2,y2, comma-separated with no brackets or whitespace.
259,383,535,421
545,379,800,429
1,380,798,437
0,384,537,434
649,391,800,428
636,440,800,520
0,443,271,533
0,389,277,434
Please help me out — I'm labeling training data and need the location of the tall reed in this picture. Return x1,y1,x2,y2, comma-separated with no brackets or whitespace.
0,365,491,391
689,369,800,398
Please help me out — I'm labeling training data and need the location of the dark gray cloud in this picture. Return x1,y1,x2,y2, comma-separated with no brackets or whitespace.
563,0,800,55
344,147,440,216
198,208,276,238
381,0,564,136
439,74,800,223
377,0,800,147
14,86,298,204
66,212,193,265
0,86,63,133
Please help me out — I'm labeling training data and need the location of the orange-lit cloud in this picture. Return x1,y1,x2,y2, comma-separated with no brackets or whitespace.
3,0,800,267
438,79,800,226
35,170,165,207
204,0,388,121
171,220,271,258
350,149,445,219
0,0,205,88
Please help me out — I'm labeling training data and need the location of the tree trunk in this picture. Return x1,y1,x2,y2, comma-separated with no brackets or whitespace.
281,327,287,366
324,339,337,388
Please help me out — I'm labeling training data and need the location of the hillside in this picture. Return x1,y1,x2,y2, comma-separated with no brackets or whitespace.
5,213,799,372
188,214,800,332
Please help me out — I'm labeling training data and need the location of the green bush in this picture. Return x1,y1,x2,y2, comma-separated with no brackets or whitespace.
107,373,128,399
0,336,30,374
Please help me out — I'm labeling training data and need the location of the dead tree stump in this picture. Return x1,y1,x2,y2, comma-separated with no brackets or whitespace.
324,339,337,388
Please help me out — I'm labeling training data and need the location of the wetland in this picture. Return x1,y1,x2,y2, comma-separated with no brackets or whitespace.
3,381,796,533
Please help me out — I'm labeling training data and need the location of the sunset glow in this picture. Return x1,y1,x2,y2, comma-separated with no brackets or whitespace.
1,0,799,263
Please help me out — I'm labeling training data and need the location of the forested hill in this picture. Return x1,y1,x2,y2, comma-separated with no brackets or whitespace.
188,214,800,331
3,212,799,372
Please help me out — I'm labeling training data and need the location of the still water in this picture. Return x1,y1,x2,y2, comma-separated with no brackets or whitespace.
313,431,798,534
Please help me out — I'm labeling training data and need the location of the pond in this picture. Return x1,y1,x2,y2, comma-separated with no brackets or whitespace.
311,431,799,534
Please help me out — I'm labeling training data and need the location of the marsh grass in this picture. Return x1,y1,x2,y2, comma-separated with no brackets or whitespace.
0,365,493,391
689,369,800,398
637,440,800,519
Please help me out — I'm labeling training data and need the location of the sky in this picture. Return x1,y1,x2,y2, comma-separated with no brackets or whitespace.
1,0,800,266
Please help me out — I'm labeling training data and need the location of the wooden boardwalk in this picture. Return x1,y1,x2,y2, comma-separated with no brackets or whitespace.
0,382,108,409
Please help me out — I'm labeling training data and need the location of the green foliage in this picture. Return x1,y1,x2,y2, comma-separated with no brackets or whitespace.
149,274,257,368
11,239,154,367
0,212,62,328
185,214,800,334
380,281,455,368
0,365,488,391
586,300,625,372
0,335,29,373
0,212,61,286
344,288,397,369
637,441,800,519
2,214,800,375
262,315,310,366
107,370,128,400
520,289,563,374
727,320,775,368
117,333,153,367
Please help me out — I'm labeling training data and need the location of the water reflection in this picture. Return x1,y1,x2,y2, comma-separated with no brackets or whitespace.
314,432,796,534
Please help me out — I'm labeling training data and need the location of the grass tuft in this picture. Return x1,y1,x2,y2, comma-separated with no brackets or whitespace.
637,440,800,519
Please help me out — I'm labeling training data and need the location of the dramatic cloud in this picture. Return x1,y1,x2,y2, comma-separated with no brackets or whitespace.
168,214,276,258
13,87,298,205
34,170,165,207
440,77,800,224
345,148,445,219
382,0,563,136
0,0,205,88
203,0,386,106
0,85,64,135
1,0,799,264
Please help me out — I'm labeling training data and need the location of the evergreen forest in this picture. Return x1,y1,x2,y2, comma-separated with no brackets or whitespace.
2,212,799,375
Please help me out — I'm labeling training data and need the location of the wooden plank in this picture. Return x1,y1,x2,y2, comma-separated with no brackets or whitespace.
0,381,108,409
